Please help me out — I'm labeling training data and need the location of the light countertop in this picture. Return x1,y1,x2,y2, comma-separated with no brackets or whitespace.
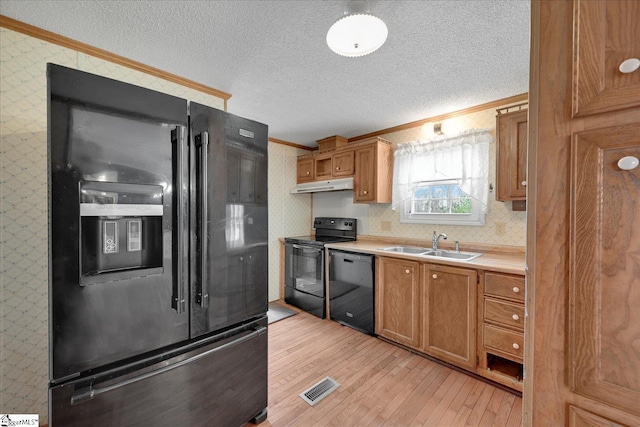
324,240,525,276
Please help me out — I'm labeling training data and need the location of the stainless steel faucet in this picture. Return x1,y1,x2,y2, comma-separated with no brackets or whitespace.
432,231,447,250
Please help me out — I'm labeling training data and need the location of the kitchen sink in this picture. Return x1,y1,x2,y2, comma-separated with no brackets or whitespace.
380,246,482,261
422,250,482,261
381,246,430,254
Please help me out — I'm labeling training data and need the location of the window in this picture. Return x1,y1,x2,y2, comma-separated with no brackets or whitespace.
392,129,491,226
400,180,485,225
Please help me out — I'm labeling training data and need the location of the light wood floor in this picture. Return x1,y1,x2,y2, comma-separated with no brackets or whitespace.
257,309,522,427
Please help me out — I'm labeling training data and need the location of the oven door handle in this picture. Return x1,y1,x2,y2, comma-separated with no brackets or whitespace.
291,244,323,252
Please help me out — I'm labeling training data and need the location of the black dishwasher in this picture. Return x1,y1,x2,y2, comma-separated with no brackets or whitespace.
328,250,375,335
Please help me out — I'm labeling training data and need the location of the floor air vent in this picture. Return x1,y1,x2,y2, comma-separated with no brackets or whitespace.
299,377,340,406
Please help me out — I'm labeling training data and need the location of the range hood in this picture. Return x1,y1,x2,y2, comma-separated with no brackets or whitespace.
289,177,354,194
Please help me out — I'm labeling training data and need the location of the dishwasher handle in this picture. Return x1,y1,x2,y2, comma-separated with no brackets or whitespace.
329,250,373,264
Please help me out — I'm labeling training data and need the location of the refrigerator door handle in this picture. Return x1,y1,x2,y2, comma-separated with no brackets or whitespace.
195,131,210,308
70,326,267,405
171,125,188,314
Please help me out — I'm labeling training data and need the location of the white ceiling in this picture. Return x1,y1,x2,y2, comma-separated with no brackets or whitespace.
0,0,530,147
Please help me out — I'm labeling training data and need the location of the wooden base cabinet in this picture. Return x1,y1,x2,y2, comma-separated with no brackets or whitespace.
529,1,640,425
478,272,525,392
375,257,421,349
422,264,477,370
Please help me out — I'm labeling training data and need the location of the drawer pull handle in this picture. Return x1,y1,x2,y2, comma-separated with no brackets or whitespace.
432,274,438,279
512,343,520,350
405,269,410,274
512,286,520,294
512,314,520,321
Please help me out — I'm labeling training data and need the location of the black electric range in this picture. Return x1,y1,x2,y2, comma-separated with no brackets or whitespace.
283,217,357,318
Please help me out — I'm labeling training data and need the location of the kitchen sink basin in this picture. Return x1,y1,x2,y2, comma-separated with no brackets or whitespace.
422,250,482,261
381,246,430,254
380,246,483,261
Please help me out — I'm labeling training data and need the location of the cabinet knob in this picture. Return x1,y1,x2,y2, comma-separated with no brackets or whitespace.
512,286,520,294
363,190,368,195
336,167,340,170
306,171,310,175
619,57,640,74
618,156,639,171
405,269,410,274
521,180,527,186
512,343,520,350
432,274,438,279
512,314,520,321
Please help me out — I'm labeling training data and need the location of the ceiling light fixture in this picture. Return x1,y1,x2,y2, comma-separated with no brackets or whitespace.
326,0,388,57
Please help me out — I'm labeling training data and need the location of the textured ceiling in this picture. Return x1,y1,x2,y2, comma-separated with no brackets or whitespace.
0,0,530,147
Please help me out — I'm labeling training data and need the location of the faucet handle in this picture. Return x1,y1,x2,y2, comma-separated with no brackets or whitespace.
455,240,460,252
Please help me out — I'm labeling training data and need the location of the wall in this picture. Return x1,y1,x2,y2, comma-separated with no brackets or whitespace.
0,26,312,422
267,143,312,300
312,103,527,247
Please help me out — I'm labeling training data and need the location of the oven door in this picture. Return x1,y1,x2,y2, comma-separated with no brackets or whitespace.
284,242,325,318
284,243,324,297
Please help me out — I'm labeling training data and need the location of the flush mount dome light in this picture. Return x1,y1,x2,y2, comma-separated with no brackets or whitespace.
326,0,388,57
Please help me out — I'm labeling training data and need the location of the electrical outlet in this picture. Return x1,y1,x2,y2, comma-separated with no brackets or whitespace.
495,222,506,236
381,221,392,232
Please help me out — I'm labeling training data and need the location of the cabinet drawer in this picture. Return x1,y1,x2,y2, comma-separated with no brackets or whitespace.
484,298,524,331
484,272,525,302
483,324,524,360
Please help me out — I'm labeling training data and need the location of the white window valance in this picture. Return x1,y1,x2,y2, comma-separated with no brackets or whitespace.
392,128,492,211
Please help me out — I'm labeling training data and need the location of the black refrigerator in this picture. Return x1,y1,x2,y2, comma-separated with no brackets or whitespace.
47,64,269,426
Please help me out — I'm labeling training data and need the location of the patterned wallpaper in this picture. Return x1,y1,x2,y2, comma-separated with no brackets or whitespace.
0,27,309,422
267,143,312,300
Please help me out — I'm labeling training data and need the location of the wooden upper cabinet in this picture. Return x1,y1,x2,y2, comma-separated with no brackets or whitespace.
332,150,354,177
573,0,640,117
315,150,355,180
569,123,640,417
296,157,314,183
376,257,421,349
496,108,528,201
354,140,393,203
422,264,477,370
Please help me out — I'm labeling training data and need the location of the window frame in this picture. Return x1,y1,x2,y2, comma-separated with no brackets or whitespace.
399,180,486,226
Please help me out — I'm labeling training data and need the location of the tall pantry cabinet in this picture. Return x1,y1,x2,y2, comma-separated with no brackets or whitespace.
527,1,640,426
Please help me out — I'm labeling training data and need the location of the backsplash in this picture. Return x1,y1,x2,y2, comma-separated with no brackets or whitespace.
312,104,527,247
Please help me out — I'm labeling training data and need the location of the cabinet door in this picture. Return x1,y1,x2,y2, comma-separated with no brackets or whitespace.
496,109,528,201
573,0,640,117
423,264,477,370
569,123,640,416
332,150,354,177
376,257,421,348
354,145,376,202
297,158,314,183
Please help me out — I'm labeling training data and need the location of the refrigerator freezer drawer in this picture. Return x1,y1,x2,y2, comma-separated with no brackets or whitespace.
50,323,268,427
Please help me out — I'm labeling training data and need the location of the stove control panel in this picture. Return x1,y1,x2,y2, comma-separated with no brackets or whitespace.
313,217,357,232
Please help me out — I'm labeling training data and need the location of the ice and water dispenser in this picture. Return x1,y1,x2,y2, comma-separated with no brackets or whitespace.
79,181,164,285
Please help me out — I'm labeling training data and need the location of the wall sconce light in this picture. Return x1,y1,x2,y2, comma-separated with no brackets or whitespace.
326,0,388,57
